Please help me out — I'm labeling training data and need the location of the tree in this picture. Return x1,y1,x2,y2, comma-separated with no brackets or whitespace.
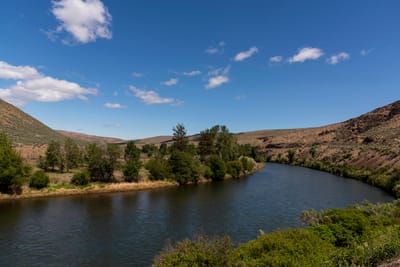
172,123,189,152
64,138,81,172
123,160,141,182
198,128,217,161
168,150,200,185
106,144,121,169
159,143,168,156
45,141,63,171
216,126,238,162
145,157,170,181
29,170,50,189
227,160,243,178
71,170,90,186
241,157,255,173
206,155,227,181
287,150,295,164
86,143,114,182
0,133,30,194
124,141,141,162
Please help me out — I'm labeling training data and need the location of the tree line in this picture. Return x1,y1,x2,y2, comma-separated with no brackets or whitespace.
0,124,262,194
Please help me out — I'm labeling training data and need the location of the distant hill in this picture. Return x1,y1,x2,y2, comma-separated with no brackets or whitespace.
0,99,65,145
58,130,125,145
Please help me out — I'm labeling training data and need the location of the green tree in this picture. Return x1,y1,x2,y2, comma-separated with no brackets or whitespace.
124,141,141,162
145,157,170,181
64,138,81,172
45,141,63,171
241,156,255,173
106,144,121,169
168,150,200,185
86,143,114,182
216,126,238,162
29,170,50,189
206,155,227,181
0,133,30,194
171,123,189,152
198,127,218,161
227,160,243,178
71,170,90,186
124,160,141,182
159,143,168,156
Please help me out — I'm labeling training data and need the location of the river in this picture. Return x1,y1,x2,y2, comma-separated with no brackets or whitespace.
0,163,394,266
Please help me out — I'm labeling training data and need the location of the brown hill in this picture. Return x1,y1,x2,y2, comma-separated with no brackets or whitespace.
58,130,125,144
0,99,65,145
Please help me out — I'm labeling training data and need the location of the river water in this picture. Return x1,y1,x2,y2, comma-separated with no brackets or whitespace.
0,163,394,266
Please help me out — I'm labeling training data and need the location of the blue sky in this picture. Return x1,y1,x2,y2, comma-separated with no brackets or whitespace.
0,0,399,139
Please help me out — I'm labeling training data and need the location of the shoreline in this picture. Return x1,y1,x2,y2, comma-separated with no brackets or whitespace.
0,162,266,201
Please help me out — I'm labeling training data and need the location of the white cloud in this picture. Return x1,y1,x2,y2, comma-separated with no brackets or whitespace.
51,0,112,44
104,102,126,109
234,46,258,62
161,78,178,86
183,70,201,76
0,61,40,80
132,72,144,78
205,41,225,55
269,56,283,63
0,60,97,106
129,86,175,105
327,52,350,65
288,47,324,63
206,75,229,89
207,65,231,77
360,48,374,56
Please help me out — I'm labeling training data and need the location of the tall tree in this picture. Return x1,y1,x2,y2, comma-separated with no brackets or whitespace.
172,123,189,152
0,133,30,194
124,141,140,162
45,141,63,171
64,138,81,172
123,141,141,182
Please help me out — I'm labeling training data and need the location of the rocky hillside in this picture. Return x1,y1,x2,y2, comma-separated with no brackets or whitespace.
238,100,400,171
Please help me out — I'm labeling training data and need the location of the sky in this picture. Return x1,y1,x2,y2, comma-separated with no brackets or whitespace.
0,0,399,139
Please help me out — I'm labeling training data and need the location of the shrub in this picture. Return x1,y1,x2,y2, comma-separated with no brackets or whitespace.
71,170,90,186
29,170,50,189
241,156,255,173
145,158,170,181
168,151,200,185
206,155,227,181
153,235,233,267
227,160,243,178
123,160,141,182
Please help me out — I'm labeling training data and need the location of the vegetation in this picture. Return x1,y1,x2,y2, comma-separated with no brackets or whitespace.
0,133,30,194
29,170,50,189
71,170,90,186
168,150,200,185
153,201,400,266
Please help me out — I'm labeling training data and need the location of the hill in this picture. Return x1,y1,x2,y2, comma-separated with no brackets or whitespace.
0,99,65,145
58,130,125,144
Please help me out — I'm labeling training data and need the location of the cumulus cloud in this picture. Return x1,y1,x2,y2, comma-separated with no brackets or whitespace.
269,56,283,63
234,46,258,62
327,52,350,65
129,86,175,105
51,0,112,44
0,61,40,80
0,60,97,106
132,72,143,78
288,47,324,63
206,76,229,89
104,102,126,109
183,70,201,76
161,78,178,86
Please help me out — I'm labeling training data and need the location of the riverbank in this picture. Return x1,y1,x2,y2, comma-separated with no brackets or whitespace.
0,162,266,201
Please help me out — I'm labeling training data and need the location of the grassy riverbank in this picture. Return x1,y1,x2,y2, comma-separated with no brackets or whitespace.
0,162,265,201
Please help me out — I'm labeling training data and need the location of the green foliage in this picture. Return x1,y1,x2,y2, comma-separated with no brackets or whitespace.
206,155,227,181
45,140,63,171
159,143,168,156
216,126,238,162
287,149,296,164
153,201,400,267
106,143,121,169
0,133,30,194
70,170,90,186
145,157,170,181
227,160,243,178
29,170,50,189
64,138,81,171
86,143,114,182
153,236,233,267
241,157,255,173
142,143,157,157
168,151,200,185
124,160,141,182
171,123,189,152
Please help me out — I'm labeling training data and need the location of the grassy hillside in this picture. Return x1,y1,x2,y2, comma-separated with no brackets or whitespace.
0,99,65,145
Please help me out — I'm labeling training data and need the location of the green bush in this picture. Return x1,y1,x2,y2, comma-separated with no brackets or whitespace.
206,155,227,181
168,151,200,185
29,170,50,189
145,158,170,181
71,170,90,186
153,236,233,267
227,160,243,178
123,160,141,182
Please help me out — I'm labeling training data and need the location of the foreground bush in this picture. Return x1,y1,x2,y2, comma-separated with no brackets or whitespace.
71,171,90,186
29,170,50,189
153,201,400,267
153,236,233,267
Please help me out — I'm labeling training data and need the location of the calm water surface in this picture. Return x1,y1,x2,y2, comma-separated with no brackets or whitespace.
0,163,394,266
